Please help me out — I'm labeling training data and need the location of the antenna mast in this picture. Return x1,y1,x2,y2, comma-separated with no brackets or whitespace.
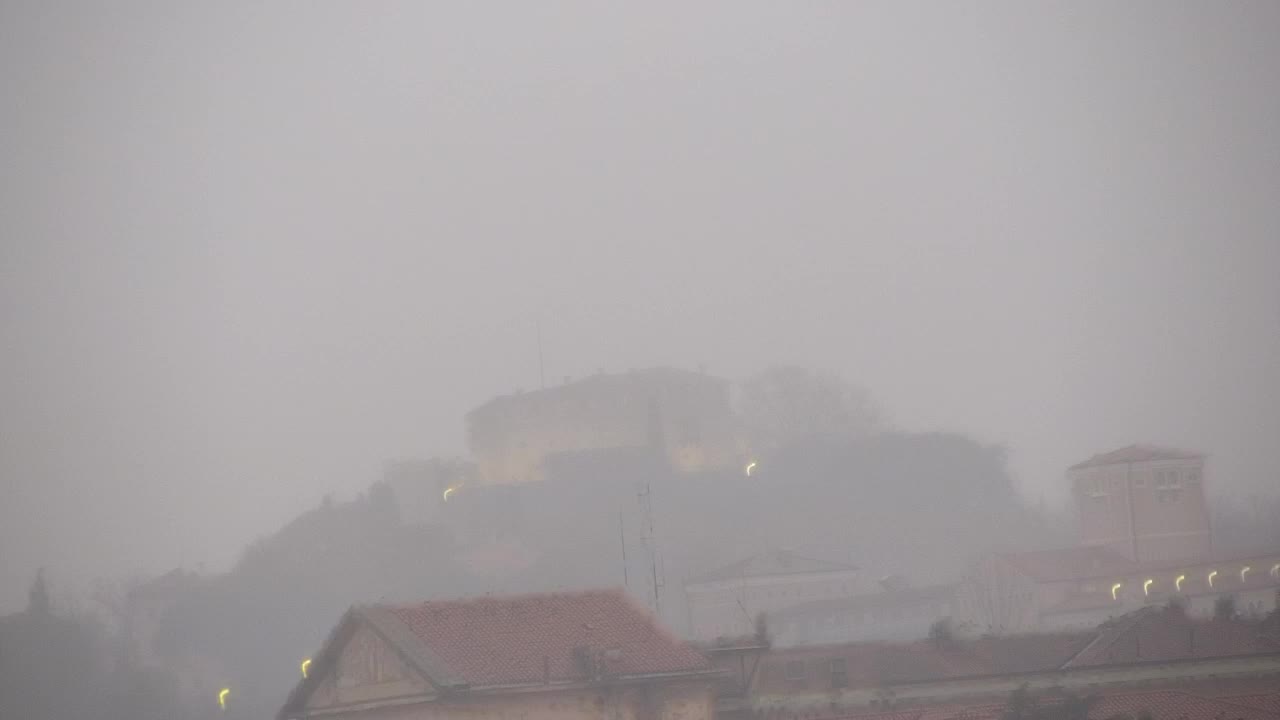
619,512,629,589
638,481,664,617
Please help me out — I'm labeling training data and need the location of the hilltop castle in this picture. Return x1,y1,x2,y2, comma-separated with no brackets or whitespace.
465,367,742,484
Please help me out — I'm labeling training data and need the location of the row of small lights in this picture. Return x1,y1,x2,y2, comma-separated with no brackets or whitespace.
1110,562,1280,600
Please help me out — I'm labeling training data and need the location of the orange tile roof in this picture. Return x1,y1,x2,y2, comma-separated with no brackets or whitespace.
1069,444,1201,470
828,690,1280,720
386,588,712,687
1062,605,1280,668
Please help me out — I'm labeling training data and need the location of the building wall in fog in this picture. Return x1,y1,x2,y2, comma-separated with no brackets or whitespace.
768,584,957,647
465,368,740,485
684,553,865,642
1070,446,1211,564
957,547,1280,634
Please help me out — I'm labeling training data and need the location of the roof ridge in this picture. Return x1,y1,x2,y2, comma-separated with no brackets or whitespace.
358,606,466,689
378,586,625,612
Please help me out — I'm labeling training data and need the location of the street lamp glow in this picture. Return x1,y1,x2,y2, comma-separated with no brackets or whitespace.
218,688,230,711
1111,583,1123,600
745,461,757,477
301,658,312,678
1143,579,1153,596
442,486,458,502
1272,563,1280,578
1175,574,1186,592
1241,566,1251,582
1207,570,1218,588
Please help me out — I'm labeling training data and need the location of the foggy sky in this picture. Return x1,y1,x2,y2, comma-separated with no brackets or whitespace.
2,1,1278,611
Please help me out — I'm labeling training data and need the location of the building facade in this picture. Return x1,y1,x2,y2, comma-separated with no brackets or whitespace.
466,368,740,485
955,445,1277,635
685,551,864,642
1069,445,1212,564
768,583,958,647
956,545,1280,634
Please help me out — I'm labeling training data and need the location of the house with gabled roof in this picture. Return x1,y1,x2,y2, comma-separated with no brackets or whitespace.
278,588,722,720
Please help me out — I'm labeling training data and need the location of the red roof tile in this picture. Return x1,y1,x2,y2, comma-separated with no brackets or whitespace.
1063,605,1280,668
1217,694,1280,716
386,588,711,687
838,690,1280,720
762,633,1092,690
1069,445,1202,470
1092,690,1280,720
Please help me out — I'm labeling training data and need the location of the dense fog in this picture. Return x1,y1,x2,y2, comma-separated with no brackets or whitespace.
2,3,1278,720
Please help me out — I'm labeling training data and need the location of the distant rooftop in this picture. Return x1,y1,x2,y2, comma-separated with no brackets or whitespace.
279,588,713,718
1069,444,1203,471
756,606,1280,693
686,550,858,585
1063,604,1280,668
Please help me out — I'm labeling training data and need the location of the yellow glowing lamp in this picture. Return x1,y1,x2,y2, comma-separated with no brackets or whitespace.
218,688,230,711
1143,579,1153,596
1111,583,1123,600
1240,566,1251,582
745,461,757,477
301,658,312,678
1175,574,1186,592
442,486,457,502
1207,570,1218,588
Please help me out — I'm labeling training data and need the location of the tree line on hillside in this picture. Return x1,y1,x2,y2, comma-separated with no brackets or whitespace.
0,571,200,720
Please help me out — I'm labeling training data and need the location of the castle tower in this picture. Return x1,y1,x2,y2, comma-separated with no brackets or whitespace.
1068,444,1211,565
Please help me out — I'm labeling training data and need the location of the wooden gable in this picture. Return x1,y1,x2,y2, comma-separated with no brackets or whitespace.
304,621,433,711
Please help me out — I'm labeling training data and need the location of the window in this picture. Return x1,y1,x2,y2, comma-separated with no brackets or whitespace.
1084,476,1108,498
1135,473,1146,488
1155,469,1182,502
830,658,848,688
785,660,806,682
